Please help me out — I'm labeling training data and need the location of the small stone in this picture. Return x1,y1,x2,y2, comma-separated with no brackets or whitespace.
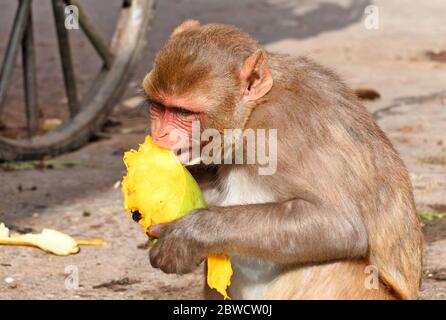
8,282,18,289
42,118,63,133
5,277,14,284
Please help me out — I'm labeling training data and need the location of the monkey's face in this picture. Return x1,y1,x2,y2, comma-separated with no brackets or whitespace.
142,57,239,164
142,23,273,164
143,74,234,160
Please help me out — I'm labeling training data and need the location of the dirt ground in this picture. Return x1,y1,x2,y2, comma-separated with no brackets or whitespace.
1,0,446,299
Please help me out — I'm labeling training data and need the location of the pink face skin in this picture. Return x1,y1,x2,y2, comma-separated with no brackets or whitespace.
148,49,273,151
149,98,203,150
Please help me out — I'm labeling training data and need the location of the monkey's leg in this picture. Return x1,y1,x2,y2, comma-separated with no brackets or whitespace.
268,260,396,300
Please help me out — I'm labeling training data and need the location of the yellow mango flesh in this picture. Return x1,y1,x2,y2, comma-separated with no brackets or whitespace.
122,136,232,299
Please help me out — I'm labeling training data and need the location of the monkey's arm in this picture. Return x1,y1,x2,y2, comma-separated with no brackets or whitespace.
149,199,368,274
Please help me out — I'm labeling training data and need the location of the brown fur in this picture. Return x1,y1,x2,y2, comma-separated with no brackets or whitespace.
144,22,423,300
268,260,396,300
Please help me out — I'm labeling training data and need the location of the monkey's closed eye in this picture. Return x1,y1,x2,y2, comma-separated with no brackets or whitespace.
148,99,165,111
175,107,196,117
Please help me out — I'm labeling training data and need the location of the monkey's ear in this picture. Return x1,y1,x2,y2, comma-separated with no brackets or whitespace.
240,49,273,102
171,20,201,37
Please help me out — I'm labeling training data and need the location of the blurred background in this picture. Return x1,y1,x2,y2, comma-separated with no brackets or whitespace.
0,0,445,299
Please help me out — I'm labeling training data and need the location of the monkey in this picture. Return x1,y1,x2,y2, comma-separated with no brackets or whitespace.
141,20,423,300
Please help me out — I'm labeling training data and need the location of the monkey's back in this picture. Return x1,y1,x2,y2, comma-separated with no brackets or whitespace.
248,54,423,299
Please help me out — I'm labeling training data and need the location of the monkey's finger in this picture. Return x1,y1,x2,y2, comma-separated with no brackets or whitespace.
148,222,171,238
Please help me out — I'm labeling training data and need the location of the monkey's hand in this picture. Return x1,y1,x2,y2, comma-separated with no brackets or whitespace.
148,210,209,274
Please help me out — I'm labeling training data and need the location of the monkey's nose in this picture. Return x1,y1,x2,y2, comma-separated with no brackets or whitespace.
132,211,142,222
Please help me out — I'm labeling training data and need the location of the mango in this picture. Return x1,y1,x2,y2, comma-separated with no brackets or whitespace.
122,136,232,299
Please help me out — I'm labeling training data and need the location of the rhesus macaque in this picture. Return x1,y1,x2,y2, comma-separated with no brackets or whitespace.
142,20,423,299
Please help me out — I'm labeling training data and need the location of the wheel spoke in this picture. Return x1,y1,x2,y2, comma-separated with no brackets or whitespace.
64,0,114,69
22,3,39,138
0,0,32,114
0,0,155,160
52,0,79,118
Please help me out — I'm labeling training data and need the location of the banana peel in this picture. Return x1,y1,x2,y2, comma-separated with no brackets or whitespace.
0,223,105,256
122,135,233,299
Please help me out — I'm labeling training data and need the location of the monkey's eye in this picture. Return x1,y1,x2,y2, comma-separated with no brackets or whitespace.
150,101,164,110
175,107,196,118
148,100,166,114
